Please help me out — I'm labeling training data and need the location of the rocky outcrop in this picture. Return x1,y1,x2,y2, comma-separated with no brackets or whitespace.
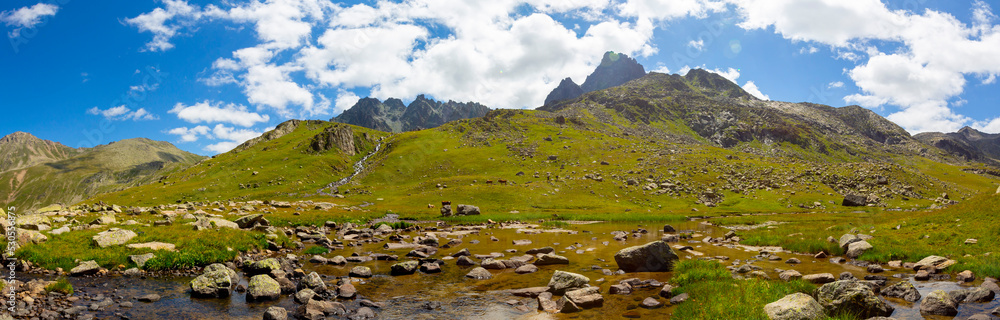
614,240,679,272
914,126,1000,166
309,125,357,156
764,293,825,320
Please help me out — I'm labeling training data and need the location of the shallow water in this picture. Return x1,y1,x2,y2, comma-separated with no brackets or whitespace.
27,220,999,319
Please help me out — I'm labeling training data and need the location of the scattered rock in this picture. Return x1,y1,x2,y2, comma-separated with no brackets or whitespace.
247,275,281,301
137,294,161,302
563,286,604,309
842,195,867,207
963,287,995,303
785,258,800,264
298,272,327,293
669,293,689,304
128,253,156,269
957,270,975,282
663,225,676,233
535,253,569,265
191,268,236,298
537,292,558,313
512,239,532,246
764,293,825,320
779,270,803,281
337,283,356,299
295,288,316,304
126,242,176,251
846,241,872,259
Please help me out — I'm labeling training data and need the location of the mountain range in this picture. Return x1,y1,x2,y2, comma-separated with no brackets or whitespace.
332,94,490,133
0,132,203,211
7,52,1000,214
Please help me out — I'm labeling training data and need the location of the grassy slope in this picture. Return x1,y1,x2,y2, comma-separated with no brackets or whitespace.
91,122,389,206
1,138,203,211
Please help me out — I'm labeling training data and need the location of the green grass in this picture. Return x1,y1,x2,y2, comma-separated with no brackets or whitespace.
716,193,1000,278
304,246,329,255
671,259,838,320
16,223,269,271
45,278,73,295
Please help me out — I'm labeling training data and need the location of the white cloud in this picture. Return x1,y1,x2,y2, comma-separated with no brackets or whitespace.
334,90,360,114
167,126,210,142
731,0,1000,133
1,3,58,37
169,100,270,127
618,0,725,21
799,46,819,54
828,81,844,89
166,124,262,153
742,81,769,100
688,39,705,51
973,117,1000,133
87,106,159,121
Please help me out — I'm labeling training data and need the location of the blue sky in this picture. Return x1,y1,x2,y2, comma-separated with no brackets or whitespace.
2,0,999,156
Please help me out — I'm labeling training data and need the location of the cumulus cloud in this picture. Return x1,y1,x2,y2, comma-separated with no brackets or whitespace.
334,90,360,114
742,81,769,100
1,3,59,37
169,100,270,127
731,0,1000,133
166,124,262,153
828,81,844,89
87,106,159,121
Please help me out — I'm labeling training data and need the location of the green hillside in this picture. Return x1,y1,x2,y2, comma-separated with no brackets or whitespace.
1,135,204,211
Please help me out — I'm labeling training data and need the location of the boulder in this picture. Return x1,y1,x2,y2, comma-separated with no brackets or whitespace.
803,273,836,284
881,281,921,302
390,261,419,275
547,270,589,295
563,286,604,309
779,270,803,281
15,228,47,246
845,241,872,259
641,297,662,309
263,306,288,320
70,260,101,276
128,253,156,269
842,195,867,206
514,264,538,274
609,284,632,295
245,258,282,276
914,255,949,270
537,292,558,313
535,253,569,265
349,266,372,278
90,215,116,225
814,280,893,318
92,228,137,247
420,262,442,273
456,204,480,215
16,214,51,230
919,290,957,316
337,283,356,299
526,247,555,255
298,272,327,293
294,288,316,304
191,270,235,297
838,234,861,250
663,225,676,233
234,214,266,229
482,258,507,269
614,240,679,272
247,275,281,301
296,300,348,320
964,287,995,303
456,256,475,266
465,267,492,280
764,293,825,320
957,270,975,282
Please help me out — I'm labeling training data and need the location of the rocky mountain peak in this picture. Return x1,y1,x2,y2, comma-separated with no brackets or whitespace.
684,69,754,100
543,51,646,106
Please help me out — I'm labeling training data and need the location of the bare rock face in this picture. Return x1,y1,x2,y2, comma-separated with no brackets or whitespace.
310,125,356,156
544,78,584,106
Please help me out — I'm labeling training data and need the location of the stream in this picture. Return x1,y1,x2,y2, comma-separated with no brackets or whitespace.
316,141,382,196
14,220,999,319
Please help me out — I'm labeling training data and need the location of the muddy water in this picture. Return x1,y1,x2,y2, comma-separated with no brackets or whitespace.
41,221,999,319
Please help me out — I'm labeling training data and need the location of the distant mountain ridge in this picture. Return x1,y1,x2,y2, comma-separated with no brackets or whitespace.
543,51,646,106
0,132,204,211
332,95,490,133
915,127,1000,166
